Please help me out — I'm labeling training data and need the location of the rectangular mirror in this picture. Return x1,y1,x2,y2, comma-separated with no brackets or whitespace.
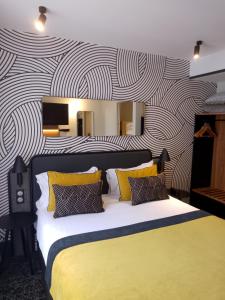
42,97,144,137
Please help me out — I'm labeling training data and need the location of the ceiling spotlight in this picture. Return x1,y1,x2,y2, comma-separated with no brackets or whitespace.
34,6,47,32
193,40,202,60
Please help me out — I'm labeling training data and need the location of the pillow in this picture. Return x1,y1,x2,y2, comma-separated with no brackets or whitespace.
48,170,102,211
53,182,104,218
35,167,98,210
106,160,154,197
203,104,225,113
205,92,225,105
115,165,157,201
128,173,169,205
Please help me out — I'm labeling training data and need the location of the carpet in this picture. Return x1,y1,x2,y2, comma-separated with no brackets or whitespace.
0,255,49,300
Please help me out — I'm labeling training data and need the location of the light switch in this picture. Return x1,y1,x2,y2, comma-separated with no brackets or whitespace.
16,189,24,203
17,197,24,203
17,190,24,196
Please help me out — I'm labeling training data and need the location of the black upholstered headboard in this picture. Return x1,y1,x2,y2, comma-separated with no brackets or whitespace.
30,149,153,208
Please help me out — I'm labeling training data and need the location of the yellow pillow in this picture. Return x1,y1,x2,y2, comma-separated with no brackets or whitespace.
116,165,157,201
47,170,102,211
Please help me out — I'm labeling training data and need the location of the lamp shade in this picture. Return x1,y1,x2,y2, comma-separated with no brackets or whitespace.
12,156,27,173
158,148,170,173
160,148,170,163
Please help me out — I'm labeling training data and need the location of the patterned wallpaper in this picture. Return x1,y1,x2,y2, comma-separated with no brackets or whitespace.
0,28,216,218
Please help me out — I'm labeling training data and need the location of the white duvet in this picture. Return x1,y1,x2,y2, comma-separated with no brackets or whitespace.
36,195,198,264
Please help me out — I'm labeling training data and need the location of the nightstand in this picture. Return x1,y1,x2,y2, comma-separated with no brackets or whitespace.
170,188,190,203
0,212,37,274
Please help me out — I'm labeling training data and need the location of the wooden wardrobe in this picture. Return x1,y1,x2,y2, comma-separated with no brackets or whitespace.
190,113,225,218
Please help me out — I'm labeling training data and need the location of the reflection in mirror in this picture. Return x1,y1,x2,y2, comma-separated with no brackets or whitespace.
77,111,94,136
42,96,144,137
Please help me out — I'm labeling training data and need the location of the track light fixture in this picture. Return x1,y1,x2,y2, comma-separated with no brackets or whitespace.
193,40,202,60
34,6,47,32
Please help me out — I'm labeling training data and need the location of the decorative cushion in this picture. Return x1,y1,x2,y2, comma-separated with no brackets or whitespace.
106,160,154,197
115,165,158,201
203,104,225,113
53,182,104,218
128,173,169,205
48,170,102,211
205,92,225,105
35,167,98,210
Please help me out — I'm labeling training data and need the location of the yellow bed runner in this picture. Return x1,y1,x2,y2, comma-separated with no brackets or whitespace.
50,216,225,300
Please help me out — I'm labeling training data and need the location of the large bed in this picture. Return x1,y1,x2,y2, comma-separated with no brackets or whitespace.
31,150,225,300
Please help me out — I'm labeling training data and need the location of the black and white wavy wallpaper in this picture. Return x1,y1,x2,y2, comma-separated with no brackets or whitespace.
0,29,216,218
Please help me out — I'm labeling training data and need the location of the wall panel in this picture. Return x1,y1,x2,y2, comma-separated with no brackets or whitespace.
0,29,216,224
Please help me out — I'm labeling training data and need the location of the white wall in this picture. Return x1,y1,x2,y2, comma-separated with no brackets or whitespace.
217,81,225,93
190,49,225,78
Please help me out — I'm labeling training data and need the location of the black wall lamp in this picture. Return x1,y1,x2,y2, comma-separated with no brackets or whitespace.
158,148,170,173
12,156,27,187
193,40,202,60
9,155,31,213
34,6,47,32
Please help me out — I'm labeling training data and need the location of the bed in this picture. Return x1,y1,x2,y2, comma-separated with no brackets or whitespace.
30,150,225,300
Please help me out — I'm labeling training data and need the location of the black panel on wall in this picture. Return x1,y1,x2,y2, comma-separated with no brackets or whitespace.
191,114,216,189
191,138,214,188
0,29,216,234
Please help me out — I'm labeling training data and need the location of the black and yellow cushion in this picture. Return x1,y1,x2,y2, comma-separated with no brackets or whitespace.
115,165,157,201
52,182,104,218
48,170,102,211
128,173,169,205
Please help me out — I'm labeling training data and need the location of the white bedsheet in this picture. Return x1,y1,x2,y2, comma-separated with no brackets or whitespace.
36,195,198,264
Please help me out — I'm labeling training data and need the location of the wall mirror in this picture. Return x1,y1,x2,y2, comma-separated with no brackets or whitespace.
42,96,145,137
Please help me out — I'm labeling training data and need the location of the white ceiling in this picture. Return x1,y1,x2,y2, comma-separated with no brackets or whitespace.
1,0,225,60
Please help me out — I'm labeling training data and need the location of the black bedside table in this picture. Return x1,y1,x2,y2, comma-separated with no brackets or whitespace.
0,212,37,274
170,188,190,203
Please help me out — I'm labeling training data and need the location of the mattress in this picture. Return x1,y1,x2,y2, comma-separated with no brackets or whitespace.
36,194,198,264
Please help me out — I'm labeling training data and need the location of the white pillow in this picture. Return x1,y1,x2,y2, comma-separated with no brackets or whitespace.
106,160,154,197
205,92,225,105
35,166,98,210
